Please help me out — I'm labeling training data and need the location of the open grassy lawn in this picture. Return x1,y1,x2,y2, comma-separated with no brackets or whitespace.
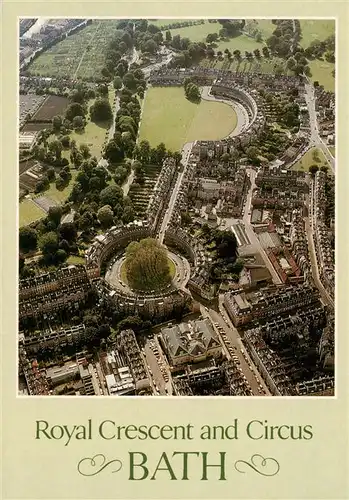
255,19,275,39
69,120,109,158
67,255,85,265
168,258,176,278
215,34,266,54
19,199,46,227
291,147,332,174
139,87,237,151
309,59,335,92
299,20,335,48
329,147,335,157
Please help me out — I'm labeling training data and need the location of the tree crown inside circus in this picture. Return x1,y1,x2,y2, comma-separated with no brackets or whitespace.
124,238,172,291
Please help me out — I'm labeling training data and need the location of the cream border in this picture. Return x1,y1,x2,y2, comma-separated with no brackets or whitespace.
1,2,349,499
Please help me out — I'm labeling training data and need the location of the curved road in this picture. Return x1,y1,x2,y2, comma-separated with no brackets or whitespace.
201,86,250,137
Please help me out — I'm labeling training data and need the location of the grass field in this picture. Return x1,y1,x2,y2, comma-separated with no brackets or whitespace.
299,20,335,48
309,59,335,92
28,20,123,80
329,147,335,157
291,147,331,174
150,19,274,52
19,199,46,227
69,121,109,158
138,87,237,151
67,255,85,265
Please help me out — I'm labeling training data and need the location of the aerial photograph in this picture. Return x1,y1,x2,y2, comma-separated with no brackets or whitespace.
18,18,335,397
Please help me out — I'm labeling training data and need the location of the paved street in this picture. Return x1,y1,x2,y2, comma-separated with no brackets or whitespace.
203,303,270,395
201,86,249,137
158,142,194,244
304,82,335,174
305,183,334,308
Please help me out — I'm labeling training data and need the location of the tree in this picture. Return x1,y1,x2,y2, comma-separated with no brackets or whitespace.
262,46,270,58
122,205,135,223
97,205,114,228
97,84,109,97
246,146,259,159
309,164,319,175
90,99,113,122
47,167,55,181
142,39,157,54
165,30,172,42
39,231,59,257
58,222,77,242
19,226,38,253
48,206,62,226
56,248,67,263
61,135,70,148
104,139,124,164
125,238,172,291
52,115,62,131
206,33,219,44
80,143,91,159
72,115,85,130
113,76,123,90
312,149,321,163
79,210,95,231
48,139,63,161
100,184,123,208
286,56,296,71
65,103,86,122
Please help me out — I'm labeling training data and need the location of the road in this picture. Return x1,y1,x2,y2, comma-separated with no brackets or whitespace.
158,142,194,244
242,168,283,285
201,86,249,137
202,303,270,395
305,183,334,308
142,49,174,79
304,83,335,174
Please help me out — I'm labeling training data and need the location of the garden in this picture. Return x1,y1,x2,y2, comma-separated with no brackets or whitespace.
28,20,123,80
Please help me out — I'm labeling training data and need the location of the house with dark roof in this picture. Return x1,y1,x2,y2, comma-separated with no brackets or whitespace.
160,318,222,370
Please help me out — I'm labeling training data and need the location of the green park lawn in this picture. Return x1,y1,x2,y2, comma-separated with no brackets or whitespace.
309,59,335,92
138,87,237,151
291,147,332,174
67,255,86,265
329,147,335,157
299,20,335,48
19,199,46,227
68,120,109,158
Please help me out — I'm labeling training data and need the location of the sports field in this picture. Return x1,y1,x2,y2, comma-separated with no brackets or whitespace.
19,199,46,227
138,87,238,151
